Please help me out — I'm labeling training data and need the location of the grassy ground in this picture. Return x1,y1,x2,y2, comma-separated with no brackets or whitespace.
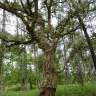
0,82,96,96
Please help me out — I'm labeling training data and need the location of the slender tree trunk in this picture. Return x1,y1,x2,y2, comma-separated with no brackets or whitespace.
19,47,27,90
28,77,32,89
62,39,70,84
40,49,58,96
16,19,28,90
0,52,3,90
78,15,96,70
76,53,84,86
0,7,6,90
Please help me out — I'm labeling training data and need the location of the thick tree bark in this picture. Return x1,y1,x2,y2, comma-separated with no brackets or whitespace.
40,49,58,96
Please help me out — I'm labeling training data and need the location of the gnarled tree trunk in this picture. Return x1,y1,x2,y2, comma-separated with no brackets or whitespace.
40,49,58,96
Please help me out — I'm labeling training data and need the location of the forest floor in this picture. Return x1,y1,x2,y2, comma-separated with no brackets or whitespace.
0,82,96,96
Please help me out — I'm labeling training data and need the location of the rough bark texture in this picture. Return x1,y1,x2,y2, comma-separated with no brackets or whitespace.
39,48,58,96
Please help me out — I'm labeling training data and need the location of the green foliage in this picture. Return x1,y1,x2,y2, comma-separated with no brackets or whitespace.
10,2,21,9
5,84,21,91
1,82,96,96
4,62,19,85
56,82,96,96
0,89,39,96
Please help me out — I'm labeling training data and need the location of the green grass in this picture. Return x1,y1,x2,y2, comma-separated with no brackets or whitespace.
1,82,96,96
56,82,96,96
0,89,39,96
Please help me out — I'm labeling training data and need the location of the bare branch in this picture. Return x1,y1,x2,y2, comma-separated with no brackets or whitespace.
20,0,30,15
